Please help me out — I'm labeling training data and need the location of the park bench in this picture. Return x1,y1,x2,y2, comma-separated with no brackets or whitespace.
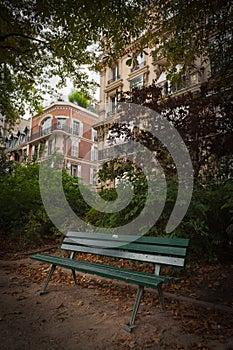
30,231,189,332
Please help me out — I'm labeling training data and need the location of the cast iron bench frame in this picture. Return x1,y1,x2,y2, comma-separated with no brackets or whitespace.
30,231,189,332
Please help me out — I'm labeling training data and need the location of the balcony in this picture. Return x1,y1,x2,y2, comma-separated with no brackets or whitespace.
106,105,122,118
152,49,168,66
30,124,73,141
163,76,190,96
130,61,146,73
106,110,115,118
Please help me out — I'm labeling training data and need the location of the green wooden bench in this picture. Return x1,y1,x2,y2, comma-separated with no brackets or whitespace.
30,232,189,332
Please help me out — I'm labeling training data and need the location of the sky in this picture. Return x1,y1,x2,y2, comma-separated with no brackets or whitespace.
46,71,100,102
24,69,100,119
45,70,100,105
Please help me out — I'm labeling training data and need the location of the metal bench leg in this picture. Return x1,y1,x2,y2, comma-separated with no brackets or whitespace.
123,285,144,332
38,264,56,295
71,269,78,285
157,285,166,312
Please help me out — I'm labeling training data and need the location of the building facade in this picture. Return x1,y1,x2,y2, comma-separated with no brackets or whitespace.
4,102,99,185
4,117,30,162
95,36,212,163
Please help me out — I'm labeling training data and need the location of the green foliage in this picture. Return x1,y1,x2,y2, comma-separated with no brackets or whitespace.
23,209,59,244
149,0,232,94
86,162,148,229
86,155,233,262
0,155,232,261
0,161,89,245
68,90,89,108
62,171,90,219
2,1,231,126
0,146,15,175
0,163,41,232
0,0,150,125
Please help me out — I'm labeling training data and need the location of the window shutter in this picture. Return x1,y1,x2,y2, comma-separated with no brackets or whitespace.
78,165,82,178
79,122,83,136
90,167,93,184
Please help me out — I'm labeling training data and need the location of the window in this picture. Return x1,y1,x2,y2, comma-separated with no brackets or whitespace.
21,132,26,143
108,65,120,84
33,145,38,160
72,120,83,136
111,95,117,112
90,168,97,185
71,140,79,157
71,165,77,176
48,139,53,155
91,145,98,161
107,95,118,117
164,75,189,95
78,165,82,178
41,117,52,135
92,129,98,142
130,74,144,90
131,52,145,72
57,118,66,130
13,134,18,147
72,120,79,135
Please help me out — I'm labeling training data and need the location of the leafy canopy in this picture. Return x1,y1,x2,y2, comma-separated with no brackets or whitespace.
0,0,151,126
1,0,232,127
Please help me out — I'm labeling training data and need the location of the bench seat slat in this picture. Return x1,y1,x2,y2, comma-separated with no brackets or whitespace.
30,254,165,289
60,244,186,267
66,232,189,247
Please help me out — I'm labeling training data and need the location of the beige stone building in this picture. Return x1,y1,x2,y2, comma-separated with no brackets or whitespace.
92,34,213,190
99,41,211,113
95,35,212,161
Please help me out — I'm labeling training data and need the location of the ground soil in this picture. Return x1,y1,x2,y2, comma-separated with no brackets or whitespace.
0,247,232,350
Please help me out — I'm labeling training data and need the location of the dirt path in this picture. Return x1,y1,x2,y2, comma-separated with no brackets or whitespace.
0,258,232,350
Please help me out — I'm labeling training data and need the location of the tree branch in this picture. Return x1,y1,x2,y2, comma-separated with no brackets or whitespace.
0,33,47,45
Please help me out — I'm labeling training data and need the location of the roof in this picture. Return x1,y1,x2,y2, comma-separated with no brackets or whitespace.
12,118,30,133
34,101,99,120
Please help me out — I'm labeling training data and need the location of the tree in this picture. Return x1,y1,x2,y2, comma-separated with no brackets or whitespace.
68,90,89,108
113,82,233,178
100,0,232,96
1,1,231,127
0,160,90,243
127,1,232,94
95,84,233,254
0,143,14,175
0,0,151,127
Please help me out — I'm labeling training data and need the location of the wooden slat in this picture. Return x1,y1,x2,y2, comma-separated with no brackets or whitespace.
62,237,187,256
66,231,189,247
60,244,186,267
30,254,164,289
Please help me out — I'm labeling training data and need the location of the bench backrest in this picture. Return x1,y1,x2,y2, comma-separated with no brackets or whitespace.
61,232,189,268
